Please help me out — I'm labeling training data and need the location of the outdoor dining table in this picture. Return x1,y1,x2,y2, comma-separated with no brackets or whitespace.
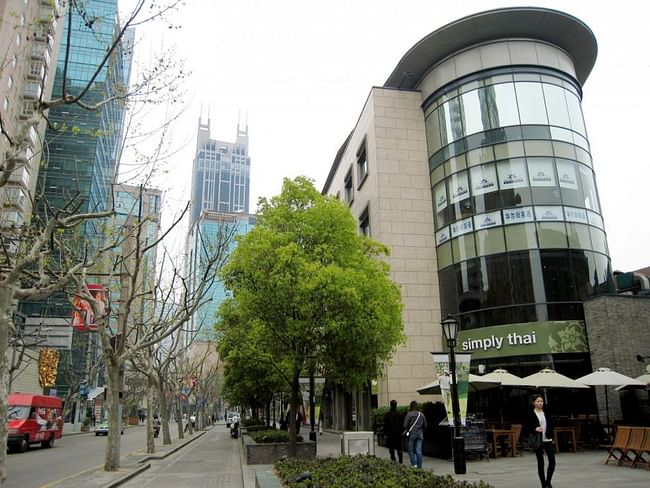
485,428,517,457
553,425,577,452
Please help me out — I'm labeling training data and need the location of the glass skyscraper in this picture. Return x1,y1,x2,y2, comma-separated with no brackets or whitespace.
190,119,251,226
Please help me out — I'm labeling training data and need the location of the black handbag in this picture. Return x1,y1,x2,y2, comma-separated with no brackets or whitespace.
526,432,542,450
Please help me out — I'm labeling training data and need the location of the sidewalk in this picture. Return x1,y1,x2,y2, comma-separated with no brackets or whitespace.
52,424,650,487
48,427,208,488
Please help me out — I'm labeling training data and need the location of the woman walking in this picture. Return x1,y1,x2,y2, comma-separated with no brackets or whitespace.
403,400,427,468
525,394,556,488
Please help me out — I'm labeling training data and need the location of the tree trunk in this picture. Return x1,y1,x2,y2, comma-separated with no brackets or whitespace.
146,381,154,454
288,368,301,456
104,358,123,471
175,398,184,439
159,384,171,445
0,285,17,483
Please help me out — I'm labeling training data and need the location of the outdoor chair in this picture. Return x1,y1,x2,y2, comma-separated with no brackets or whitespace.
509,423,523,456
602,425,631,465
617,426,645,466
631,427,650,469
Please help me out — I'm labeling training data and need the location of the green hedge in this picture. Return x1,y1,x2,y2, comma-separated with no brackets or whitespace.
241,418,265,427
275,455,492,488
249,429,304,443
371,404,413,434
246,424,273,432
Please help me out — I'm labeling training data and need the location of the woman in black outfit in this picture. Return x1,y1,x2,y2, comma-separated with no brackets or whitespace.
525,394,556,488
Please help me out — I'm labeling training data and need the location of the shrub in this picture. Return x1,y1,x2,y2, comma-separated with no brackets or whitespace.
249,429,304,443
246,424,273,432
275,455,493,488
371,404,411,434
242,418,265,427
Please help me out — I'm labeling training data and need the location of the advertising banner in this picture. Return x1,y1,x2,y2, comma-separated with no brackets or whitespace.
72,284,107,332
431,353,472,426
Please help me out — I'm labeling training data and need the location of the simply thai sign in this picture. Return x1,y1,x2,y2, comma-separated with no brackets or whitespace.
443,320,588,360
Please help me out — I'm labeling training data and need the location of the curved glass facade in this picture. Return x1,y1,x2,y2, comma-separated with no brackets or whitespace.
426,68,615,331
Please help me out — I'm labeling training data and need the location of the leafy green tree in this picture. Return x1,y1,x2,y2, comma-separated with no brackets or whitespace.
217,177,404,454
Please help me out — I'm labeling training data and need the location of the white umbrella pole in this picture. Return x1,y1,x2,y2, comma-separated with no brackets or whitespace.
604,386,610,442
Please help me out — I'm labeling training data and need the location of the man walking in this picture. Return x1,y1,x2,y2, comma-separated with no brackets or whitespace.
383,400,404,463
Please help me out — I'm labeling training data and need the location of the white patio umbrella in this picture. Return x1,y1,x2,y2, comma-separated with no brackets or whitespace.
522,368,589,403
615,373,650,391
576,367,647,429
416,374,500,395
478,368,532,422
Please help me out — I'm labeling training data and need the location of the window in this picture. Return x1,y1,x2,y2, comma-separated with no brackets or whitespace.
8,76,13,89
356,139,368,185
344,168,354,204
2,97,8,111
359,205,370,236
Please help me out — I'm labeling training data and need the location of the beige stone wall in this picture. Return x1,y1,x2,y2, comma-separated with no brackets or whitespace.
324,87,442,409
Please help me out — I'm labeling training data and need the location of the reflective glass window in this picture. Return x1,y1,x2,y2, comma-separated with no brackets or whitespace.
565,92,587,135
566,223,592,250
440,97,464,146
550,126,574,144
494,141,525,160
445,154,467,174
437,241,453,270
540,250,578,301
490,83,520,127
578,165,600,212
433,180,449,228
457,258,482,312
592,252,615,294
425,107,443,157
505,223,537,250
524,140,554,157
515,82,548,125
460,89,484,136
572,250,594,299
556,160,583,207
480,254,511,308
470,164,500,213
537,222,568,248
439,265,458,314
575,147,592,167
430,164,445,187
543,84,571,128
528,157,561,205
466,146,495,166
451,234,476,262
589,227,608,254
497,159,532,208
476,227,506,255
553,141,577,160
509,251,538,305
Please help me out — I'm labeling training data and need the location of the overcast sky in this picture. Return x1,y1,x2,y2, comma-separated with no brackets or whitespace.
122,0,649,272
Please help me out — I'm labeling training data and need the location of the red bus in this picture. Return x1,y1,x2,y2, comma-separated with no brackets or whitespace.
7,394,63,452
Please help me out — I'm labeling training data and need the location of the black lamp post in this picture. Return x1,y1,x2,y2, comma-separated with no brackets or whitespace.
441,314,466,475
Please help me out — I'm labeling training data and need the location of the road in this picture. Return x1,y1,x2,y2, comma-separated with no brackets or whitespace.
5,425,150,488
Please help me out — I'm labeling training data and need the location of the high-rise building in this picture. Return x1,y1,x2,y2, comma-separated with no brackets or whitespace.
0,0,64,229
190,119,251,225
185,210,255,345
323,7,612,428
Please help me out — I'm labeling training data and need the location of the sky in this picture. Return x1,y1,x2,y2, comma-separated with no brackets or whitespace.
120,0,650,272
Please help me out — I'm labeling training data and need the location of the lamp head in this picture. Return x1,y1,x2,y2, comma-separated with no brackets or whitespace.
441,314,459,344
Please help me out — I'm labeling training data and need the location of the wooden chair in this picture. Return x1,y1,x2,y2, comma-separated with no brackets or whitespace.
602,425,631,465
510,423,523,456
617,426,645,466
631,427,650,469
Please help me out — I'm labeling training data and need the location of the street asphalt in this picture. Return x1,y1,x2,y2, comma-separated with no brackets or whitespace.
43,422,649,488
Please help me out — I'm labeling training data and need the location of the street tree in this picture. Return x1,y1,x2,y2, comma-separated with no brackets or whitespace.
217,177,404,454
0,0,186,482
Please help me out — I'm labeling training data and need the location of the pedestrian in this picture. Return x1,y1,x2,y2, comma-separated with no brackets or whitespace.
296,408,303,435
403,400,427,468
383,399,403,463
318,409,324,435
525,393,556,488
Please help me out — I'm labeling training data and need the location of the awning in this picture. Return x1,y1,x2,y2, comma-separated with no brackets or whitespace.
87,387,105,400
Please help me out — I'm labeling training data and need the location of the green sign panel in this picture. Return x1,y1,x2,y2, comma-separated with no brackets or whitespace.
446,320,588,360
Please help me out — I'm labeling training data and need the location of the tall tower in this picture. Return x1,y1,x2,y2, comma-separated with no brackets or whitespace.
190,119,251,226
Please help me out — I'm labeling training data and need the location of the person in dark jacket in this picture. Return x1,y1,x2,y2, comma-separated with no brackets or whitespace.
383,400,404,463
403,400,428,468
525,394,556,488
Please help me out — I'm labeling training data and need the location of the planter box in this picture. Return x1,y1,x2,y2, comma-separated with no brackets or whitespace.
243,434,316,465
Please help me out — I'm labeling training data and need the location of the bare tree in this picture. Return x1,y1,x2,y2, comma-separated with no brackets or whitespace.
0,0,187,482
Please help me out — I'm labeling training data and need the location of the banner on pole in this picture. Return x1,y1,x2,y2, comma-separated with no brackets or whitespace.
431,353,472,426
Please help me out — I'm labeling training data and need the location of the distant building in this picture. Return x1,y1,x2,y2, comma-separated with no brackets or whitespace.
185,210,256,345
190,119,251,226
323,7,614,428
0,0,64,229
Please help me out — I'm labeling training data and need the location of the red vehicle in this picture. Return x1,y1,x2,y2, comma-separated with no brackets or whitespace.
7,393,63,452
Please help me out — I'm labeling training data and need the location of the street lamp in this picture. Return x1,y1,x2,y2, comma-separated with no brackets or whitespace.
441,314,466,475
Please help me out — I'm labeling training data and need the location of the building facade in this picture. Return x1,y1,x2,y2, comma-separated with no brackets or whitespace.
185,210,255,345
0,0,64,229
323,7,613,416
190,119,251,226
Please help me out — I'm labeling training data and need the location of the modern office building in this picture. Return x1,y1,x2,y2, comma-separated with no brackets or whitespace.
0,0,64,229
185,210,256,345
190,118,251,226
323,7,613,426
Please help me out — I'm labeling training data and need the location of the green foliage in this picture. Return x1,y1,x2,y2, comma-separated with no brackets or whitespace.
371,404,410,434
241,418,266,428
275,455,493,487
217,176,405,402
249,429,303,443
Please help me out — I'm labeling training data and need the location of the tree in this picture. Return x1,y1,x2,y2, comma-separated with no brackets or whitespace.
217,177,405,454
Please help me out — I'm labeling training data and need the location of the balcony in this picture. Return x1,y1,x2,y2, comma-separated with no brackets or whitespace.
23,81,42,100
27,61,45,81
7,167,30,189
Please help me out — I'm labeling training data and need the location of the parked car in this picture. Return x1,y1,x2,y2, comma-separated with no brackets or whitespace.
7,394,63,452
95,419,124,436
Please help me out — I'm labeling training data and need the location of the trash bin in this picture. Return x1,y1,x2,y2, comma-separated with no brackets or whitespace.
340,431,375,455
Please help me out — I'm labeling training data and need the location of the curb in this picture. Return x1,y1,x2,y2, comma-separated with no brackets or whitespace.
103,464,151,488
138,429,207,463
